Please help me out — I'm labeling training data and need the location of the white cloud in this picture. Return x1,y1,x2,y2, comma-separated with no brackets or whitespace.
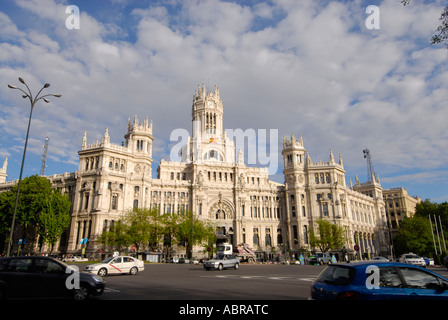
0,0,447,201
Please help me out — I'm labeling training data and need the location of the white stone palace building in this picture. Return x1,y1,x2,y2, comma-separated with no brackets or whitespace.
1,84,394,260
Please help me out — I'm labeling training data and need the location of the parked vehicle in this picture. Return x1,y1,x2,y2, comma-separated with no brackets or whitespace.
63,256,88,262
218,243,256,263
423,257,434,266
309,252,333,265
372,256,389,261
84,256,144,276
0,256,105,300
203,254,240,270
310,261,448,300
398,253,426,267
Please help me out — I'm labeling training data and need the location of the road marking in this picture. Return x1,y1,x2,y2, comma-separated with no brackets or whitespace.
200,274,317,282
104,287,120,293
299,277,317,282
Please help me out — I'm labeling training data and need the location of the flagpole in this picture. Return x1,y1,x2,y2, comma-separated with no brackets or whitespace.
438,215,446,252
430,215,438,255
434,215,442,254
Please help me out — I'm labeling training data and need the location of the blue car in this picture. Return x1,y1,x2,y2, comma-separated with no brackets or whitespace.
310,261,448,300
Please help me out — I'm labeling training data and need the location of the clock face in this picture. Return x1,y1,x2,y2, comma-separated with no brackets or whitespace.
208,101,215,108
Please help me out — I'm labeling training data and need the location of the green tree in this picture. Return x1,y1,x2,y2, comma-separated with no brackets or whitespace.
393,215,434,256
0,190,15,237
0,175,71,254
176,211,216,259
401,1,448,48
38,189,72,253
98,220,131,253
397,199,448,262
123,207,163,253
13,175,52,239
309,219,346,253
98,209,216,259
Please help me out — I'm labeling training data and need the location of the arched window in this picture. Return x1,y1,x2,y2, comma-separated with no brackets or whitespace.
203,149,222,161
216,209,225,219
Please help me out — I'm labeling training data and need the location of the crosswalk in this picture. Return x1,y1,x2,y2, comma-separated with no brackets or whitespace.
200,274,317,282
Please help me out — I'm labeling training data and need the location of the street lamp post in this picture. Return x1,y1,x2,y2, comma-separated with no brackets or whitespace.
5,77,61,257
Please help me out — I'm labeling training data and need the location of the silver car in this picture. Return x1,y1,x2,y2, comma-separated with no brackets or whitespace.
203,254,240,270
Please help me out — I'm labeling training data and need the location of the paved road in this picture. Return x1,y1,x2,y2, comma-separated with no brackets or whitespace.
97,263,324,300
84,263,448,318
88,262,448,301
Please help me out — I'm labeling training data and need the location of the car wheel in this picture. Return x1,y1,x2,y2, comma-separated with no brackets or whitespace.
98,268,108,277
73,285,90,301
234,263,239,270
130,267,138,275
218,264,223,271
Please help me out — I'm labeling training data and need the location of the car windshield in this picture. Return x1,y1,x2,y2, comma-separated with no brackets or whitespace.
316,266,356,286
213,254,225,260
405,255,420,259
101,257,115,263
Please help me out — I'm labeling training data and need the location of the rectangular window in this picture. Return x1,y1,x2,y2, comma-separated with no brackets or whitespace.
112,196,117,210
303,225,308,244
323,203,329,216
84,194,89,210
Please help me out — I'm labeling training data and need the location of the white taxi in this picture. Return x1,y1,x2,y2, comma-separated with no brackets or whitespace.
399,253,426,267
84,256,145,276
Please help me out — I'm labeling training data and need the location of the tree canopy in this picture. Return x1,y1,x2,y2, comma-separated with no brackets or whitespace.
99,208,216,258
309,219,346,253
0,175,72,254
401,1,448,48
393,199,448,261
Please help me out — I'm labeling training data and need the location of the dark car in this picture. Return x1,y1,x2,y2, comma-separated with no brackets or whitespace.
310,261,448,300
0,256,105,300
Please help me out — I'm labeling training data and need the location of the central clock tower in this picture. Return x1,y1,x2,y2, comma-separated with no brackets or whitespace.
192,83,223,135
186,83,234,164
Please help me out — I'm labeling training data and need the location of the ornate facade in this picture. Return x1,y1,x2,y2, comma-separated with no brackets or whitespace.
1,84,393,260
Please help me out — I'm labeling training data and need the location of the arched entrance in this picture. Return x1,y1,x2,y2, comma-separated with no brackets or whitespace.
208,196,235,245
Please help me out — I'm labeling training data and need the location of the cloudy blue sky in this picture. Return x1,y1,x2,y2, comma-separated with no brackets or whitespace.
0,0,447,202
